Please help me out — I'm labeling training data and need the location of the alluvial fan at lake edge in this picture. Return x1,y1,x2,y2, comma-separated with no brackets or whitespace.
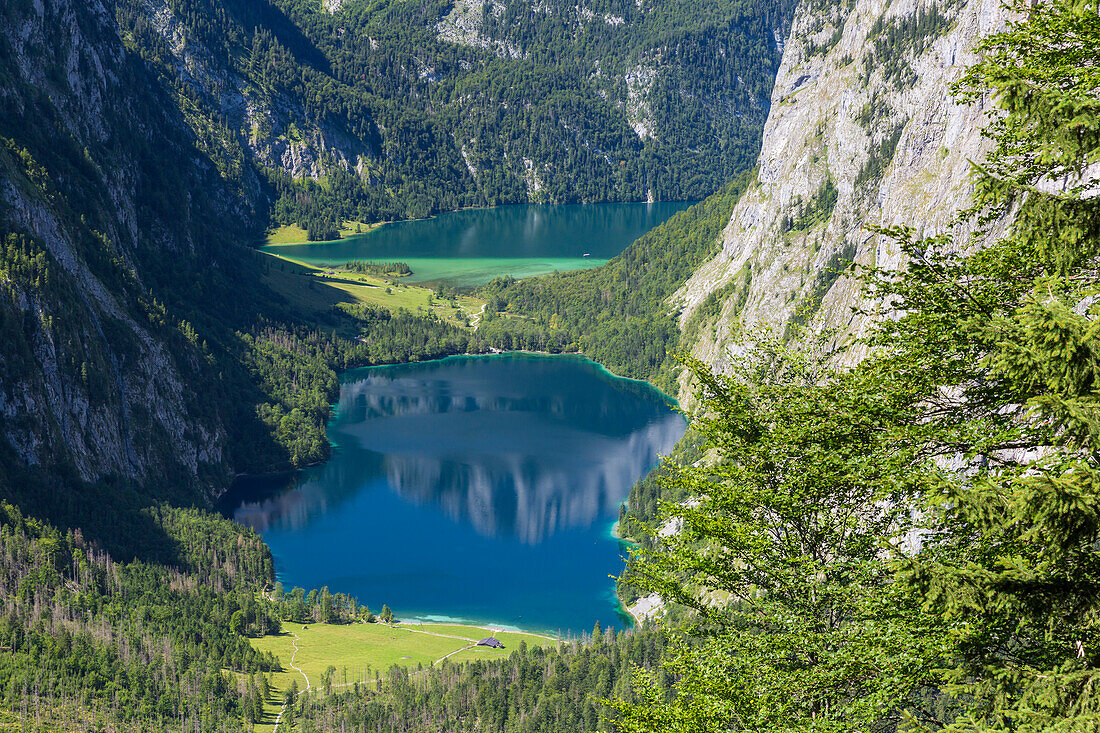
221,353,686,635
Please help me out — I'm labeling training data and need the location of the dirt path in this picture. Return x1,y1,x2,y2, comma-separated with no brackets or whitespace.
288,632,311,689
432,643,477,666
469,302,487,329
272,633,310,733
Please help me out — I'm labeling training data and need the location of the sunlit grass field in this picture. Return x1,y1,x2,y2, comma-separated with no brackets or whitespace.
246,620,557,730
265,220,379,245
260,252,484,328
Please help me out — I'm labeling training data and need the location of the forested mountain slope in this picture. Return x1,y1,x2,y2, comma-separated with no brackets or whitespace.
477,174,752,394
110,0,797,236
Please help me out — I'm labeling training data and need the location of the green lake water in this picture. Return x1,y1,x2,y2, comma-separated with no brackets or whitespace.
263,202,692,286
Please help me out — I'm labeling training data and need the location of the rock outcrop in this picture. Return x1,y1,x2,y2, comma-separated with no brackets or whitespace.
676,0,1010,396
0,0,243,495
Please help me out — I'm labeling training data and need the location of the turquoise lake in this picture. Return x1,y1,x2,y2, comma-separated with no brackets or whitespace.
221,354,685,636
263,201,691,286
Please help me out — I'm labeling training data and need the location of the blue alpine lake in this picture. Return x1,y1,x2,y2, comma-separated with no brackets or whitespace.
263,201,692,286
221,353,685,636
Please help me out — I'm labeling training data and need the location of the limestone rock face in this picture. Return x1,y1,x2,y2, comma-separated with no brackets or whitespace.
676,0,1010,398
0,0,233,494
139,0,373,186
436,0,525,60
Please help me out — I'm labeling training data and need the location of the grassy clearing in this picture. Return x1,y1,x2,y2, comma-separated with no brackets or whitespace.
247,621,557,728
337,220,376,237
264,223,310,245
265,220,380,246
260,252,484,328
252,621,557,689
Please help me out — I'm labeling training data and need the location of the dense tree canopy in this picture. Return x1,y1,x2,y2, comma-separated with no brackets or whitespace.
613,1,1100,730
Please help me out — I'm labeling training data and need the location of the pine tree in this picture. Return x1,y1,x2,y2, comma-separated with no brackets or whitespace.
860,1,1100,727
613,2,1100,730
611,332,948,732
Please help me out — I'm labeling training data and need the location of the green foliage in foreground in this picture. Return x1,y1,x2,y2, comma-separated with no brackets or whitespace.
478,173,752,393
615,336,952,732
613,2,1100,730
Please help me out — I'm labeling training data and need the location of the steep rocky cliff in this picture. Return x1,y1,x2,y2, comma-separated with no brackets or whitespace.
675,0,1010,396
0,0,249,496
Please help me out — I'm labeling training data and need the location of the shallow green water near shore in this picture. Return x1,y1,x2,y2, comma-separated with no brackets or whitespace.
263,202,691,286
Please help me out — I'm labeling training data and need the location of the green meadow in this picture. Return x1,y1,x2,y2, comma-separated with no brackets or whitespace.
260,252,485,328
247,621,557,731
265,220,380,245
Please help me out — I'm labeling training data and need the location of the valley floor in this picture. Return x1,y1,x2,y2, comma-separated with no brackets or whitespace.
261,252,485,328
247,621,557,732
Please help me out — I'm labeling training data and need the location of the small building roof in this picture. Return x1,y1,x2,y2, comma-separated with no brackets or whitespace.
477,636,504,648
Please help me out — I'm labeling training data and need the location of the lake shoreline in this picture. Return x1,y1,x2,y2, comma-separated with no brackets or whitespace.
228,350,680,634
261,199,694,248
368,349,682,407
260,200,692,287
226,351,685,637
396,619,563,643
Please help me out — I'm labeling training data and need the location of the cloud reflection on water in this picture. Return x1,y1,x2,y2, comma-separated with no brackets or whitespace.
230,355,685,545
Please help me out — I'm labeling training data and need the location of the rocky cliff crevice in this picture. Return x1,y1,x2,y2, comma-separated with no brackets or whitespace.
675,0,1011,398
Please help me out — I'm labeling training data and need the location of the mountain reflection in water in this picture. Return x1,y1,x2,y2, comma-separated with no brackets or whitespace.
224,354,686,633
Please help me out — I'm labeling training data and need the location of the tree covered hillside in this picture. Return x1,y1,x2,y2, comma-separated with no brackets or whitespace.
0,502,280,730
114,0,796,235
477,172,753,394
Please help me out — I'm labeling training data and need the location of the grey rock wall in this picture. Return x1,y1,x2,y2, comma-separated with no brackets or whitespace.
0,0,233,495
676,0,1010,398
